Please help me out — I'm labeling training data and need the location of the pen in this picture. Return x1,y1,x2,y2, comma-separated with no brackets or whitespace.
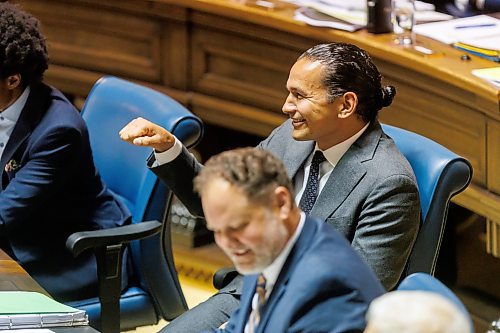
454,23,497,29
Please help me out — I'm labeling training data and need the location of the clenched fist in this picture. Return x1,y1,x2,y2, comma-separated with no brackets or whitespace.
119,117,175,153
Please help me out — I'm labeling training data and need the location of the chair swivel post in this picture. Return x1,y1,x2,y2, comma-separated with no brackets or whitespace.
94,244,126,333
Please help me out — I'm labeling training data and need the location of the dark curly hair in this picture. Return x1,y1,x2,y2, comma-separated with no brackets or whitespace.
0,2,49,86
299,43,396,123
194,147,295,204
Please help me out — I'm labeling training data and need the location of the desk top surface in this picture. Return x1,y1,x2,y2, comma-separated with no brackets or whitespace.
158,0,500,105
0,249,99,333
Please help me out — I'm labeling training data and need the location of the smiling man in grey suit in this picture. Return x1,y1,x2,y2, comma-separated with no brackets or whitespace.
120,42,420,332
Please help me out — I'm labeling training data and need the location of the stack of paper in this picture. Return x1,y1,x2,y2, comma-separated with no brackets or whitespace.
286,0,452,27
472,67,500,88
294,7,364,32
287,0,367,25
414,15,500,44
454,35,500,62
0,292,88,329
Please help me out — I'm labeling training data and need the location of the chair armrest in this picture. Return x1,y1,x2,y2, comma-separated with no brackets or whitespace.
213,266,239,290
65,221,162,333
66,221,161,256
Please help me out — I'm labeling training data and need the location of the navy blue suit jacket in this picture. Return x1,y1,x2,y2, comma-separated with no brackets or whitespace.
215,216,385,333
0,83,130,301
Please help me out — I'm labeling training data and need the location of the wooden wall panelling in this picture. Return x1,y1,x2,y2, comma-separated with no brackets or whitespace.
487,219,499,257
159,20,189,90
191,28,290,112
191,92,286,137
24,1,162,82
190,11,318,127
487,121,500,195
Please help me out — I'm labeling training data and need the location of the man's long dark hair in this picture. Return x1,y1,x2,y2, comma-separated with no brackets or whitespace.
299,43,396,123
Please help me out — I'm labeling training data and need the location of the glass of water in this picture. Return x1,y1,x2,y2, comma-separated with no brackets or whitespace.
392,0,416,45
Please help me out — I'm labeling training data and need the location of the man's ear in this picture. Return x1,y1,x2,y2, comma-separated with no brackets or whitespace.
5,74,22,90
338,92,358,119
274,186,293,218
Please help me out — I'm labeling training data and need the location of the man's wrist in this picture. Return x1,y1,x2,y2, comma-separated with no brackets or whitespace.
154,136,183,165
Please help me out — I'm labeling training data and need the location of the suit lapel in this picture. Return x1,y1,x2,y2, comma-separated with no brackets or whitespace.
310,121,383,221
0,84,49,188
282,139,315,181
257,216,318,332
235,275,258,333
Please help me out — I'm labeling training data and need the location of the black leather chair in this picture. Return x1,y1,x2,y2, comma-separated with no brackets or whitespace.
65,76,203,333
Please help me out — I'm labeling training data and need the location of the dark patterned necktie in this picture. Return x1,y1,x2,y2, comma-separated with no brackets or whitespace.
299,151,326,214
249,274,267,333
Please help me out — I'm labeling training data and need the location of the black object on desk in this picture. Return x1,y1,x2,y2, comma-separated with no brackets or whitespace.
367,0,393,33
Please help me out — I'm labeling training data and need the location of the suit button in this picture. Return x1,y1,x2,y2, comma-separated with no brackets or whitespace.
0,142,4,147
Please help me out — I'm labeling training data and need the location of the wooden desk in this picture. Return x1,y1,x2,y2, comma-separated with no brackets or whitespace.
0,249,49,297
0,249,99,333
14,0,500,256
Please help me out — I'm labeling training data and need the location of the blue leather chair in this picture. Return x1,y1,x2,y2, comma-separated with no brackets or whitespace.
398,272,474,332
66,76,203,333
382,124,473,277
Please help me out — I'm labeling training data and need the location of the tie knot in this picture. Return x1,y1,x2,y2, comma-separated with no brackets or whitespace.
256,274,267,306
311,150,326,166
257,274,266,289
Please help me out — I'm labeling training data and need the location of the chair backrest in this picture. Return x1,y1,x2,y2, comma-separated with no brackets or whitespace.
382,124,472,276
398,272,474,332
74,76,202,329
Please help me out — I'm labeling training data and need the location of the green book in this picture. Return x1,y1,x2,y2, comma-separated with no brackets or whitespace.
0,292,88,329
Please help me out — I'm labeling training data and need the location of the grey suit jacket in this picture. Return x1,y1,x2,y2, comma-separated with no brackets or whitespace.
151,120,420,290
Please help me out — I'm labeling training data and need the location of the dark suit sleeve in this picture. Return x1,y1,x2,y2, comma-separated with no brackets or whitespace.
483,0,500,10
149,145,205,217
0,126,82,230
286,290,366,333
351,174,420,290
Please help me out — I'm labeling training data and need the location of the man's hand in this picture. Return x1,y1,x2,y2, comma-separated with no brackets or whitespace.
119,117,175,153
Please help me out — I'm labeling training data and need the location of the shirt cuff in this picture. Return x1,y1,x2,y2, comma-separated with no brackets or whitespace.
153,136,183,166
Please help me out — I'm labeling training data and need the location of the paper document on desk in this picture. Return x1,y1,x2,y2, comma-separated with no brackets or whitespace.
414,15,500,44
285,0,367,24
286,0,444,25
0,292,88,329
0,328,54,333
457,35,500,52
294,7,364,31
472,67,500,88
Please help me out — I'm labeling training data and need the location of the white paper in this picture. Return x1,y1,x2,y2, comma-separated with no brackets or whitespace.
459,35,500,51
286,0,446,26
414,15,500,44
285,0,435,12
472,67,500,88
415,10,453,23
0,330,54,333
294,7,364,32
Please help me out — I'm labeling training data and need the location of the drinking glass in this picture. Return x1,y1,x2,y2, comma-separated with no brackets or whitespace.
392,0,416,45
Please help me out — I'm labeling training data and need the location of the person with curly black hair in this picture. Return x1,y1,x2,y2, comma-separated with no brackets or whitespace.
0,2,131,301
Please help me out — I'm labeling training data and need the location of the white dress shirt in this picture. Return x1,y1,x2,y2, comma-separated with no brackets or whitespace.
293,122,369,205
0,87,30,160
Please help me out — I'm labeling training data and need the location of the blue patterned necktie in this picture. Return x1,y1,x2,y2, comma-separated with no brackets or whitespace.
299,151,326,214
